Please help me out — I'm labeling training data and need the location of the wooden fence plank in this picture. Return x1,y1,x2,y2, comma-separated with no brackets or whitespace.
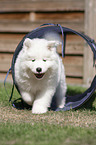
0,54,12,71
0,13,29,20
0,53,83,77
0,34,25,52
30,12,84,21
0,12,84,21
57,34,84,55
62,56,83,77
0,34,84,55
66,77,83,84
0,0,84,12
62,56,83,67
0,19,84,33
84,0,96,85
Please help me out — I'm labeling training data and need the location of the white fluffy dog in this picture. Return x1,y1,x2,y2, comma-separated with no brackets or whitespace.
15,37,67,114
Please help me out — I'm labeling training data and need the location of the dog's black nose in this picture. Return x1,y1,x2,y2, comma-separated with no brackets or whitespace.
36,67,42,73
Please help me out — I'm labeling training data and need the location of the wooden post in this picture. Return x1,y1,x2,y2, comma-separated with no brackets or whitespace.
84,0,96,85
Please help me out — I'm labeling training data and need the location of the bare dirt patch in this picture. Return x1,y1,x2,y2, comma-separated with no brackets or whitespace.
0,106,96,128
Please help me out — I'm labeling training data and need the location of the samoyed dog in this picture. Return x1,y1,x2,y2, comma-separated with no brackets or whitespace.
15,36,67,114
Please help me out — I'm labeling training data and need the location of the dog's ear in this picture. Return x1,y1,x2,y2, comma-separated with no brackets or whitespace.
48,41,62,51
23,38,32,49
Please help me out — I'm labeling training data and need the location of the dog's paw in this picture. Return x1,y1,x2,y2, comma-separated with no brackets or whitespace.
58,103,65,108
32,105,47,114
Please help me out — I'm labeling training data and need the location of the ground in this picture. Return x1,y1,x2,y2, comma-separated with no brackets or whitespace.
0,83,96,145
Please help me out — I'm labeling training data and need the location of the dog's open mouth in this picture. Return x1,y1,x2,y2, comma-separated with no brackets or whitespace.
35,73,45,79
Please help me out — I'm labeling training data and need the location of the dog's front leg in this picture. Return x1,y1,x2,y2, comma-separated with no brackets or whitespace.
32,88,55,114
21,91,34,106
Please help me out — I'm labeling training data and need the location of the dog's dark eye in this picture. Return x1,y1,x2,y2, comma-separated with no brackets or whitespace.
43,59,47,62
32,59,35,62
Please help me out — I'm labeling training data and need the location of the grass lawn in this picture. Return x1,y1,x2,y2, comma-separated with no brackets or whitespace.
0,83,96,145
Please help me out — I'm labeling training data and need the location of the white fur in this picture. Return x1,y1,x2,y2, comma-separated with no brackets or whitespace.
15,38,67,114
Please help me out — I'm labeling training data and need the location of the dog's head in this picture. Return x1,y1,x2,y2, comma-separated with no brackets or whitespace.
21,38,61,80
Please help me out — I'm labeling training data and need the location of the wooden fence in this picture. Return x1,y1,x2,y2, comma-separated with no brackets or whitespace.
0,0,96,85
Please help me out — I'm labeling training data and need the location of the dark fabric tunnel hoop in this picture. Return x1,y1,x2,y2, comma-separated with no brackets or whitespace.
4,23,96,111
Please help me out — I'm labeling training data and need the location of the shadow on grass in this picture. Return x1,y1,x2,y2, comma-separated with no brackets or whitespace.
77,93,96,111
12,98,32,110
67,87,96,111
